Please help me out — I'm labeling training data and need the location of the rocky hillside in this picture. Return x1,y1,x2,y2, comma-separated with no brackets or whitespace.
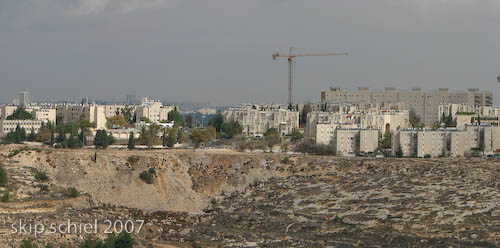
0,144,499,247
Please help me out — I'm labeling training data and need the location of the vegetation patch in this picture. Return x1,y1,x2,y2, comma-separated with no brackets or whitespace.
139,170,154,184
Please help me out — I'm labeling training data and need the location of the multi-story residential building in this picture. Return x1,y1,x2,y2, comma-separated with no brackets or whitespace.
416,130,449,157
305,112,360,139
56,104,107,129
0,105,18,120
360,110,409,134
223,106,299,137
321,87,493,125
392,124,500,157
334,128,378,156
0,119,42,138
32,108,56,124
315,122,359,145
135,101,173,124
392,129,418,157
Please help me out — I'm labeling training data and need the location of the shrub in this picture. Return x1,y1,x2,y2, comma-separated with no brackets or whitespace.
127,156,140,165
38,184,49,194
1,191,10,202
68,188,80,198
34,171,49,181
20,239,37,248
0,165,7,187
139,171,153,184
80,232,136,248
148,168,156,174
281,157,290,164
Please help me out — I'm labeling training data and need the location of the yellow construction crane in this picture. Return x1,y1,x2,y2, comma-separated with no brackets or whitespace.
272,46,348,106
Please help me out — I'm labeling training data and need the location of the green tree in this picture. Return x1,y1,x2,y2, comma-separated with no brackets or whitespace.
409,109,420,128
300,103,312,126
121,106,135,124
94,130,115,149
67,135,83,149
162,128,167,147
37,126,51,143
167,128,177,148
0,164,8,187
190,129,209,148
291,130,303,142
106,115,127,129
7,107,33,120
28,127,36,141
139,125,161,148
208,112,224,132
177,129,184,143
168,109,184,127
205,126,216,140
380,130,392,149
221,121,243,139
15,124,27,143
127,132,136,150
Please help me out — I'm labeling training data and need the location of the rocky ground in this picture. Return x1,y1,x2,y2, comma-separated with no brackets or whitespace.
0,144,499,247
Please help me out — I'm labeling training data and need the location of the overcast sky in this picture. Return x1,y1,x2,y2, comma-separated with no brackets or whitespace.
0,0,499,105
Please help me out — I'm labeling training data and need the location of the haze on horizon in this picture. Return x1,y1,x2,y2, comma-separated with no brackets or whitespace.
0,0,499,106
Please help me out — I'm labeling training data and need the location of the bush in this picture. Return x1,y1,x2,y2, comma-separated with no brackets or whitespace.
68,188,80,198
139,171,153,184
0,165,7,187
127,156,140,165
281,157,290,164
80,232,136,248
148,168,156,174
1,191,10,202
20,239,37,248
295,139,335,156
34,171,49,181
38,184,49,194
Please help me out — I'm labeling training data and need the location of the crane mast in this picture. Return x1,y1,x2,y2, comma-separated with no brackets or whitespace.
273,46,348,106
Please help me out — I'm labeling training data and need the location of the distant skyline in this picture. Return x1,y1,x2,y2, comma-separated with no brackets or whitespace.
1,0,499,105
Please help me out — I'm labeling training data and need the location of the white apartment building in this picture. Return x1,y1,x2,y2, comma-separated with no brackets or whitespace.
393,124,500,157
305,112,360,140
334,128,378,156
135,101,173,124
360,110,409,134
0,119,42,138
32,108,56,124
56,104,107,129
223,106,299,137
322,87,493,125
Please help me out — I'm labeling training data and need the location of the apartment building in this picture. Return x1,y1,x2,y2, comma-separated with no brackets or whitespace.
360,110,409,134
334,128,378,156
0,119,42,138
223,106,299,137
393,124,500,157
321,87,493,125
305,112,360,140
135,101,173,123
32,109,56,124
315,122,359,145
56,104,107,129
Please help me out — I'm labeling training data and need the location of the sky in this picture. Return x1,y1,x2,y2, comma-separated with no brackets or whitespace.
0,0,499,106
